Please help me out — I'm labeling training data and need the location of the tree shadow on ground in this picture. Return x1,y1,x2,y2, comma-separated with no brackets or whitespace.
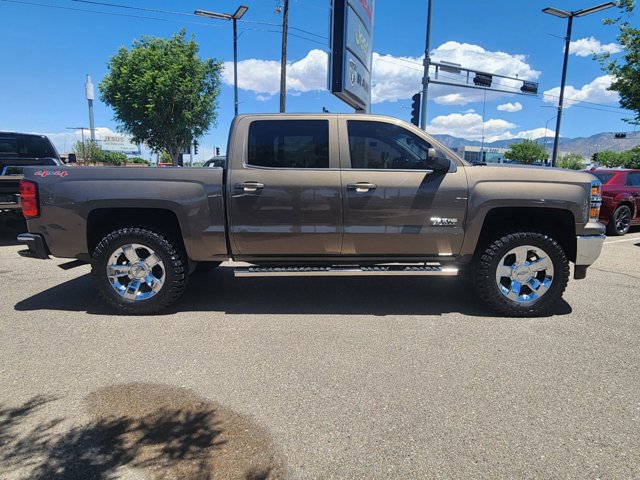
14,267,573,318
0,384,284,480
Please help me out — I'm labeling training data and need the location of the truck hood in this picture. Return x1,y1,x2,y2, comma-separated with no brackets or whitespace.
464,164,597,186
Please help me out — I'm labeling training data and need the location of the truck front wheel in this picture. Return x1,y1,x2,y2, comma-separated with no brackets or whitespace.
473,231,569,317
92,227,188,314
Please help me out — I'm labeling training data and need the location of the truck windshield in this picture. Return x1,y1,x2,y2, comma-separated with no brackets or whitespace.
0,134,57,158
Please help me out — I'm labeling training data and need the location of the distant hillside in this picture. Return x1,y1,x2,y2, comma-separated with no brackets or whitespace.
433,131,640,157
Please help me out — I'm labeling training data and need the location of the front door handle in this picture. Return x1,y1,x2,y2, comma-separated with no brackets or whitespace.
347,182,377,193
234,181,264,193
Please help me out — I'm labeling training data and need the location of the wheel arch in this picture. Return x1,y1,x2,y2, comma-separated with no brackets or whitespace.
472,207,576,263
87,208,185,257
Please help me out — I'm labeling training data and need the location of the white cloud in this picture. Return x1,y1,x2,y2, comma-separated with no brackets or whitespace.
568,37,622,57
222,49,327,97
497,102,522,112
543,75,618,108
223,42,540,106
513,128,555,140
426,113,516,141
426,113,557,142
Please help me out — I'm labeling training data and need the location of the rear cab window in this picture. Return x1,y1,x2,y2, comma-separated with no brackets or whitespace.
0,134,58,159
247,120,329,169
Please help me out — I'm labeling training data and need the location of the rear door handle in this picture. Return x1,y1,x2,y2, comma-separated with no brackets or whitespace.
347,182,377,193
234,181,264,193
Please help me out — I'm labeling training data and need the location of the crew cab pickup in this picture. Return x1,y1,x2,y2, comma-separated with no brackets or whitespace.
0,132,61,215
17,114,605,316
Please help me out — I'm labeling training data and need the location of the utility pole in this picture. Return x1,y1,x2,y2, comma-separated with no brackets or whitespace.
420,0,433,130
85,75,96,142
279,0,289,113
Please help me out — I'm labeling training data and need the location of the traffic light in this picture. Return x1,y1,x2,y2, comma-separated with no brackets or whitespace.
193,139,199,155
520,81,538,94
473,73,492,87
614,133,627,139
410,93,421,126
216,147,221,156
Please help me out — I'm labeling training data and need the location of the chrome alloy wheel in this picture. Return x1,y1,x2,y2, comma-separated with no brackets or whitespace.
613,206,631,235
106,243,165,301
495,245,554,304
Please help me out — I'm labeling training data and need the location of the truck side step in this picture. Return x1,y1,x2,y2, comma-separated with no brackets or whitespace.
234,264,459,277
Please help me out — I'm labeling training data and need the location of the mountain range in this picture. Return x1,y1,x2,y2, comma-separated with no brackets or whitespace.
433,131,640,158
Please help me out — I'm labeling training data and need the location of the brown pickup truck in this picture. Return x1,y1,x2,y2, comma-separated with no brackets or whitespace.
17,114,605,316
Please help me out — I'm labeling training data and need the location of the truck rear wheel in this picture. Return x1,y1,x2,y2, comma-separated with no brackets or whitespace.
91,227,188,314
473,231,569,317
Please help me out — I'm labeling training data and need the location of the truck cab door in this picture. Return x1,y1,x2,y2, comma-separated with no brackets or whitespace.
227,116,343,257
338,118,468,257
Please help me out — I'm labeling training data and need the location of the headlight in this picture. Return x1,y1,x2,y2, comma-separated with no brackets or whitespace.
590,179,602,220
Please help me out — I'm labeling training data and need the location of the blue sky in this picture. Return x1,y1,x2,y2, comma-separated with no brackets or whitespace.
0,0,634,160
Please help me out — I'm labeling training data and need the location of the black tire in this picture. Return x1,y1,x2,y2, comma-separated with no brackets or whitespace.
92,227,188,314
606,204,632,236
473,231,569,317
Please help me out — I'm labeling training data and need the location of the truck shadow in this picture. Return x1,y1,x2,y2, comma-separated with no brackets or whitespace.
0,216,25,246
0,383,284,480
14,267,572,318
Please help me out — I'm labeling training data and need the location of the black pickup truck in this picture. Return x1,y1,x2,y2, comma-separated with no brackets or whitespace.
0,132,61,216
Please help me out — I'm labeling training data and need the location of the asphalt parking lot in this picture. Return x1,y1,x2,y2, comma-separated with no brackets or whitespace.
1,217,639,479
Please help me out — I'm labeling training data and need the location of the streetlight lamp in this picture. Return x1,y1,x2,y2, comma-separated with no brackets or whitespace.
195,5,249,117
542,1,615,167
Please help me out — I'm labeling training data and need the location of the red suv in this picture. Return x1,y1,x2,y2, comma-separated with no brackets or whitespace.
589,169,640,236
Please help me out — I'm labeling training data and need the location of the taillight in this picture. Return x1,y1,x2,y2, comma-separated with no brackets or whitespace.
19,180,39,219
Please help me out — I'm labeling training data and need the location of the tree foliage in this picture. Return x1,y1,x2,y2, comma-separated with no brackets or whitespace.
100,30,222,165
73,139,103,164
557,152,585,170
596,147,640,169
504,140,549,165
599,1,639,125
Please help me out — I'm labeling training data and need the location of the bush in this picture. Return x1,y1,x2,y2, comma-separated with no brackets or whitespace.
557,152,585,170
127,156,150,165
102,151,128,166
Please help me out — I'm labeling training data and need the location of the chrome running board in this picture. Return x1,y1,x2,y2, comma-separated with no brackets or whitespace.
234,264,459,277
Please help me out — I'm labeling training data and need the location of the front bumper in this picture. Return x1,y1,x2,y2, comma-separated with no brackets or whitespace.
573,233,605,280
17,233,49,259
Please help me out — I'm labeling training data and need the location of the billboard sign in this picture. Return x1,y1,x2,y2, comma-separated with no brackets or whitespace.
98,134,141,155
329,0,375,112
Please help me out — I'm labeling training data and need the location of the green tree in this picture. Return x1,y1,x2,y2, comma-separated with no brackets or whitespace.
557,152,585,170
102,151,128,166
598,1,639,125
73,139,104,164
597,150,624,168
504,140,549,165
100,30,222,165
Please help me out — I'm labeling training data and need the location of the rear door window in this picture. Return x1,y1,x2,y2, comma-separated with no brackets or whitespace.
247,120,329,169
626,172,640,187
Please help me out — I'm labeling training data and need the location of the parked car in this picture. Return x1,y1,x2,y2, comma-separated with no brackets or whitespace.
17,114,605,316
588,168,640,236
0,132,60,215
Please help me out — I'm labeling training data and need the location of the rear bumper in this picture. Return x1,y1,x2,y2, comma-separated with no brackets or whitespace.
17,233,49,259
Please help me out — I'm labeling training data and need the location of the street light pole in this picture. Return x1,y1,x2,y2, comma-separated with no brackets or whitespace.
542,2,616,167
85,75,96,142
279,0,290,113
195,5,249,117
420,0,433,130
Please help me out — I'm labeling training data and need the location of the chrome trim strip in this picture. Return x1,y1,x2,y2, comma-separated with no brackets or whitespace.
235,266,459,277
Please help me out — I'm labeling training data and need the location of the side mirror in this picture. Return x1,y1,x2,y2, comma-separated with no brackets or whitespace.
427,148,451,173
